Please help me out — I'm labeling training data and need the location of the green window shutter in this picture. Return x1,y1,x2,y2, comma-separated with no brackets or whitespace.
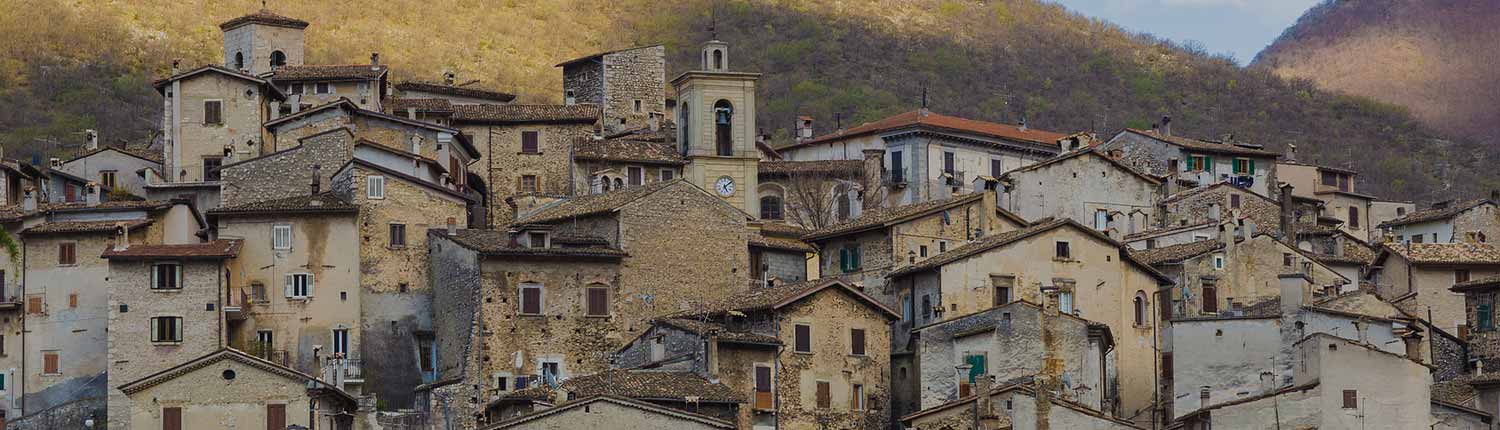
853,247,862,270
839,249,850,273
1205,156,1213,174
1249,159,1256,174
1481,304,1493,331
966,355,986,382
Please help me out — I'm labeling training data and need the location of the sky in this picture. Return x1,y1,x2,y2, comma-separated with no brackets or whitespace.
1046,0,1323,65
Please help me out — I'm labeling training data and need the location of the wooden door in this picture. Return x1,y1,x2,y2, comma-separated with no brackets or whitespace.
266,404,286,430
162,407,181,430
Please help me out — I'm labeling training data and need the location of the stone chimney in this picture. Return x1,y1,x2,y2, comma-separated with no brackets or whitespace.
862,148,886,211
370,52,380,70
1018,117,1028,132
795,116,814,141
1285,144,1298,162
975,373,1000,430
446,217,458,236
649,112,661,132
85,183,101,206
113,222,130,251
1402,333,1424,363
309,164,322,195
1208,202,1221,221
1279,183,1296,240
85,129,98,151
705,330,721,382
444,72,455,86
979,179,999,237
1334,234,1346,256
1036,287,1062,430
1160,115,1172,136
1280,273,1312,316
22,187,36,212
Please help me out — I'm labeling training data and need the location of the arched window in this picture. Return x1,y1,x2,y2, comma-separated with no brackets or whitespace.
1133,291,1148,326
613,178,624,189
270,50,287,68
835,185,852,221
713,49,724,70
714,100,733,156
760,196,783,220
679,102,690,155
234,52,245,70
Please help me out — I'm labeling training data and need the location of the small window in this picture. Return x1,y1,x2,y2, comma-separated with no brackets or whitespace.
990,159,1004,179
152,263,182,290
527,232,547,248
58,242,77,266
659,169,675,181
633,99,643,113
760,196,784,220
1094,209,1109,230
992,275,1014,306
919,246,928,257
203,157,223,182
270,50,286,67
921,295,932,320
518,175,539,193
521,131,540,154
943,151,956,174
287,273,312,298
1133,291,1147,326
1457,269,1471,283
627,166,644,186
28,296,43,314
43,351,59,374
272,225,293,250
1229,194,1241,209
939,241,948,253
851,383,866,410
520,283,543,315
1348,206,1360,228
1342,389,1358,409
69,293,77,308
850,329,866,356
1283,253,1295,267
794,324,812,353
100,170,118,190
1055,241,1071,260
204,100,223,125
288,83,303,95
1397,207,1407,216
815,381,831,409
1213,255,1226,270
389,224,407,248
366,175,386,199
150,316,183,343
315,82,331,94
585,285,609,317
1202,283,1219,313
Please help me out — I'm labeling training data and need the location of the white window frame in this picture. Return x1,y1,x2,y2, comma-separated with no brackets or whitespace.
150,316,184,344
272,224,293,250
332,327,350,356
315,82,332,94
1213,254,1226,270
287,273,313,299
519,282,544,315
366,175,386,199
659,168,675,181
150,262,183,291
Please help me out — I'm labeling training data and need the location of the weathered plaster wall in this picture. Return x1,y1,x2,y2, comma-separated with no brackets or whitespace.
777,288,893,430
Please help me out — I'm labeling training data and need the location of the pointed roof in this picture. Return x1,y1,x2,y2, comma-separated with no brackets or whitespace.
1117,128,1281,158
1001,148,1161,185
689,279,900,320
802,193,1026,242
886,218,1174,284
151,64,285,99
1377,198,1495,228
781,109,1067,151
219,9,310,31
118,347,351,405
554,44,665,68
394,81,517,103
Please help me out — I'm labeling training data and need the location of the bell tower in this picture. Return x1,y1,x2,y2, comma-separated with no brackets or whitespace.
220,8,308,75
674,39,762,215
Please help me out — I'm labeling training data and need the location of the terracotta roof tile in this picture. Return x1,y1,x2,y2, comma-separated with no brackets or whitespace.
656,318,781,345
451,104,599,124
41,200,175,213
573,138,685,165
515,180,680,225
394,81,516,103
1128,239,1224,266
889,219,1072,277
1386,242,1500,265
690,279,899,320
268,64,387,81
1001,149,1161,185
1433,379,1479,405
1308,237,1377,266
207,193,358,216
101,239,242,260
1378,199,1493,228
436,229,626,259
803,193,984,241
786,110,1066,150
1451,275,1500,292
219,9,309,30
386,98,454,113
560,370,744,403
22,219,151,235
1123,129,1282,158
758,160,864,176
748,233,814,253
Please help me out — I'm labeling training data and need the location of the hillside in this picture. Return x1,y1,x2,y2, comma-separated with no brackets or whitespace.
0,0,1489,202
1254,0,1500,142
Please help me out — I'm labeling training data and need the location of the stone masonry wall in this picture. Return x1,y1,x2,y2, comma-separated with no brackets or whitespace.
777,288,893,430
221,127,354,206
601,46,665,134
458,123,595,226
562,63,603,106
106,259,224,430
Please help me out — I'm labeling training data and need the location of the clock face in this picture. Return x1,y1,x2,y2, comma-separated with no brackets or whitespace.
715,177,736,197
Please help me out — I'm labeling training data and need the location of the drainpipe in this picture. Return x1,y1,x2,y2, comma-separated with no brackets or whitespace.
773,312,783,430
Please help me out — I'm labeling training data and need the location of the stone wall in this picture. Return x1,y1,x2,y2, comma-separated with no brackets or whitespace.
600,46,666,134
1452,204,1500,244
915,303,1095,410
4,395,104,430
761,248,808,284
777,288,893,430
221,127,354,206
106,259,225,430
21,232,123,415
561,62,603,106
457,122,595,226
165,73,268,183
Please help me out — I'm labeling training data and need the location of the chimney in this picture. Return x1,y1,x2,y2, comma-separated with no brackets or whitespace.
85,182,101,206
85,129,98,151
446,216,457,236
444,72,455,86
979,179,999,237
1286,144,1298,162
1160,115,1172,136
1280,273,1312,315
795,116,814,141
370,52,380,70
113,222,130,251
1200,386,1211,409
1402,333,1424,363
648,113,661,132
705,330,721,382
862,148,886,211
171,59,180,75
50,158,62,169
309,164,322,195
1334,234,1346,256
22,187,36,212
975,374,999,430
1018,117,1028,132
1353,320,1369,345
1279,183,1296,240
1244,219,1257,239
407,107,417,120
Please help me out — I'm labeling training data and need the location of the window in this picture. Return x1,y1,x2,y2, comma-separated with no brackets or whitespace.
1457,269,1471,283
760,196,783,220
901,295,913,322
520,283,543,315
100,170,117,190
633,99,643,113
58,242,77,266
272,225,292,250
919,246,928,257
659,169,675,181
1055,241,1071,260
1059,291,1074,314
1188,155,1210,172
627,166,644,186
1321,171,1339,186
541,362,560,386
992,275,1014,306
794,324,812,353
418,337,435,373
527,232,547,248
270,50,286,67
1202,283,1219,313
285,273,313,298
1480,304,1494,331
389,224,407,248
943,151,955,174
850,329,866,356
28,296,42,314
234,52,245,70
939,241,947,252
1348,206,1360,228
204,100,223,125
754,365,773,409
163,407,183,430
891,151,905,182
1283,253,1295,267
518,175,539,193
851,383,866,410
366,175,386,199
150,316,183,343
650,336,666,362
43,351,59,374
565,90,576,105
203,156,223,181
1094,209,1109,230
1230,194,1241,209
496,375,509,391
315,82,331,94
921,295,932,320
815,381,831,409
1213,255,1225,270
1232,158,1255,175
839,245,862,273
1134,291,1148,325
521,131,539,154
714,100,734,156
332,328,349,356
288,83,303,95
585,285,609,316
960,353,986,396
1342,390,1358,409
69,293,77,308
991,159,1004,179
1412,234,1425,244
152,263,181,290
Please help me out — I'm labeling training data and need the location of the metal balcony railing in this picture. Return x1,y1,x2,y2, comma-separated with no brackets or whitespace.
884,167,908,185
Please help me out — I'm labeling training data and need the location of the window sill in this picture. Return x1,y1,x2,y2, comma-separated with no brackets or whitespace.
58,264,77,268
518,152,544,155
41,373,62,377
152,341,183,346
792,351,814,356
1052,258,1075,263
388,245,407,250
583,314,611,319
517,313,547,318
150,289,184,293
848,354,867,359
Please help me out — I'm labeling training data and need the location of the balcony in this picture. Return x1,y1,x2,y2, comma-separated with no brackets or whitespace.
225,290,252,321
0,293,19,312
321,356,365,387
883,168,908,187
250,343,291,367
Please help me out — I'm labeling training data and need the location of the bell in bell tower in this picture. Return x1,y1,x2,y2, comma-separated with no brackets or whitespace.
673,37,763,215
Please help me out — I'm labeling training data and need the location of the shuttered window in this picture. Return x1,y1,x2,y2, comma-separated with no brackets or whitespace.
162,407,182,430
285,273,312,298
1480,304,1494,331
272,225,292,250
389,224,407,248
850,329,866,356
150,317,183,343
58,242,76,265
794,324,811,353
267,404,286,430
1342,390,1358,409
28,296,42,314
585,286,608,316
521,131,539,153
204,100,222,125
520,283,543,315
1202,284,1218,313
815,381,831,409
43,351,59,374
153,263,182,290
366,175,386,199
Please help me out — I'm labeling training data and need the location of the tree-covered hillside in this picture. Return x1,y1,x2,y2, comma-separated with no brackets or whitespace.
0,0,1486,202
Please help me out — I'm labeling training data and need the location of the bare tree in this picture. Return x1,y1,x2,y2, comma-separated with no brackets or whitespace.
776,169,863,230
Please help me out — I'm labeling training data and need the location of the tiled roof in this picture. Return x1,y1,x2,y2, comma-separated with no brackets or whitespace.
1451,275,1500,292
1308,236,1377,266
1378,199,1492,228
435,229,627,259
394,81,516,103
0,205,26,222
803,193,983,241
1122,221,1215,241
207,193,358,216
560,370,745,403
1128,239,1224,266
760,222,811,238
1385,242,1500,265
554,45,663,67
40,200,175,213
1122,129,1281,157
692,279,899,319
101,239,242,260
572,138,685,165
785,109,1066,150
516,180,680,225
219,9,309,30
22,219,151,235
656,318,781,345
748,232,814,253
1433,379,1478,405
67,143,163,164
758,160,864,176
451,104,599,124
1001,149,1161,185
268,64,387,81
386,98,454,113
1312,290,1409,320
496,385,555,402
889,218,1172,283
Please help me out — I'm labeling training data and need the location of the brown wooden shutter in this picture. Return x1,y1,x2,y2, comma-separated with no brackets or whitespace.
267,404,286,430
28,297,41,314
851,329,866,356
754,366,773,409
522,131,538,153
1342,390,1357,409
1159,290,1173,321
815,381,830,409
795,324,811,353
1202,285,1218,313
587,288,607,316
522,287,541,314
205,101,222,125
162,407,182,430
68,293,77,309
43,352,58,374
959,381,971,397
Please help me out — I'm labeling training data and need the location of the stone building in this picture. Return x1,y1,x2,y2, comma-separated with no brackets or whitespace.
152,64,284,184
483,394,737,430
1277,159,1377,241
102,240,241,430
901,376,1142,430
447,104,601,226
1369,242,1500,335
749,223,814,285
673,40,763,216
0,158,42,207
756,159,867,229
570,132,686,195
115,348,361,430
267,62,389,112
483,370,744,427
58,136,162,201
776,109,1067,208
619,279,900,430
1099,127,1281,199
886,218,1173,424
219,9,308,76
1370,199,1418,239
1378,198,1500,245
998,149,1163,238
1130,231,1352,322
260,99,480,182
557,45,666,135
393,79,517,106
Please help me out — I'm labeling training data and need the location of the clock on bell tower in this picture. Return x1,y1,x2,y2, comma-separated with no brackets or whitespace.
674,39,762,215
